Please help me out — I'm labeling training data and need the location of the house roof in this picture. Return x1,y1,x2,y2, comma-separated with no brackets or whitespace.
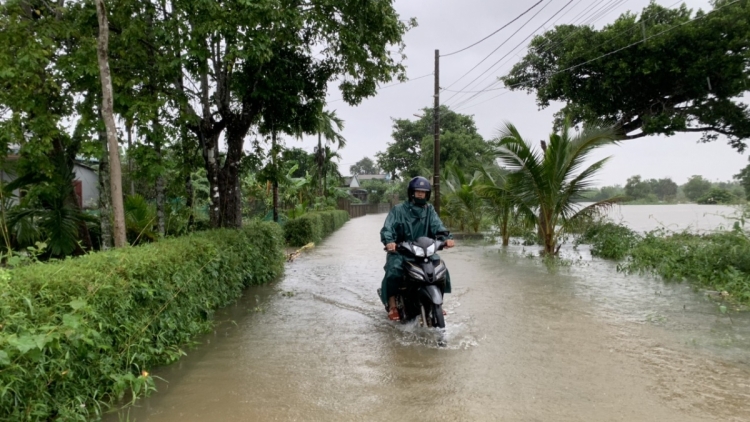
341,175,360,187
357,174,388,180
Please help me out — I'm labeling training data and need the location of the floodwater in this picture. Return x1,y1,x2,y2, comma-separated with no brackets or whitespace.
602,203,740,232
111,210,750,422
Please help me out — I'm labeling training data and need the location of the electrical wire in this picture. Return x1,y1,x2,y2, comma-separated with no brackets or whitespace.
455,0,741,111
441,0,556,92
453,0,684,109
453,0,632,102
445,0,579,108
440,0,546,57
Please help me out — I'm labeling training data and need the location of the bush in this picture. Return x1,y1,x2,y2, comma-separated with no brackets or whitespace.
575,221,641,260
0,221,285,421
284,210,349,247
624,229,750,302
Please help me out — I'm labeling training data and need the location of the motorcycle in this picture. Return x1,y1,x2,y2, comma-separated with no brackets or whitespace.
380,236,449,329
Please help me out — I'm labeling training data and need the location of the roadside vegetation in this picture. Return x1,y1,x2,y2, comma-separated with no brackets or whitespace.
0,0,408,418
575,215,750,306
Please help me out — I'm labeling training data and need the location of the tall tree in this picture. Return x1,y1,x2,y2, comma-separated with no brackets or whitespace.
95,0,127,246
350,157,379,175
173,0,411,228
503,0,750,150
624,175,652,200
377,106,489,179
682,175,712,201
313,109,345,196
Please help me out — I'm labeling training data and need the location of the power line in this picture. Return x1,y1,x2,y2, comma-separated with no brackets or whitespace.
442,0,628,96
441,0,546,57
455,0,741,111
446,0,579,108
441,0,556,92
453,0,684,110
452,0,632,107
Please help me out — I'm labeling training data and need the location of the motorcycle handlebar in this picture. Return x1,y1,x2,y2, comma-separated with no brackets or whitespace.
383,239,447,253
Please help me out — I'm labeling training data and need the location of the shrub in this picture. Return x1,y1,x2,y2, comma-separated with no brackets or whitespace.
284,210,349,247
0,221,285,421
575,221,641,260
624,229,750,302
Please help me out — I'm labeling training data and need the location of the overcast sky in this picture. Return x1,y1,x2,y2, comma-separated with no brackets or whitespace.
294,0,747,187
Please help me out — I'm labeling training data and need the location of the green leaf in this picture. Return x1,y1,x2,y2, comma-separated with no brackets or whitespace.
0,350,10,366
9,334,39,354
62,314,81,329
69,299,86,310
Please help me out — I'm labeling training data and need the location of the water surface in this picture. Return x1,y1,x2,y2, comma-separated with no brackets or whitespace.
111,214,750,422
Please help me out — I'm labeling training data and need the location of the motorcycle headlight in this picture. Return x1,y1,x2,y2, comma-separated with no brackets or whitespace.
426,244,436,256
413,247,425,257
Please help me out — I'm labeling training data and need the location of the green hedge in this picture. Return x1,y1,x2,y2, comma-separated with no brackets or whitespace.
0,221,285,421
284,210,349,247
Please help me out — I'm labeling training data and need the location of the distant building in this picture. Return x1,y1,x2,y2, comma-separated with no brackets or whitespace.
341,175,360,188
357,174,390,182
1,155,99,209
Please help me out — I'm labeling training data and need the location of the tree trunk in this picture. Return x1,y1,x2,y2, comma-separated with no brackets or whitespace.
272,131,279,223
153,116,165,237
317,132,323,196
220,123,245,228
500,216,509,247
96,0,127,247
98,125,112,250
127,122,135,196
198,127,222,228
181,125,195,230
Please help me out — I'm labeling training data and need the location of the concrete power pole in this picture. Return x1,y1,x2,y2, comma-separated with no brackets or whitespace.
433,49,441,215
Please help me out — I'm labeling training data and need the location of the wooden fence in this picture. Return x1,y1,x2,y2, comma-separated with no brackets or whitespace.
337,199,392,218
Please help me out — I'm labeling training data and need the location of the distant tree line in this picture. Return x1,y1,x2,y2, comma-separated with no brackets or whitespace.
584,175,746,204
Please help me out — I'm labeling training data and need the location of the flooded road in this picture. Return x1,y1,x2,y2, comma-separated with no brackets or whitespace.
114,214,750,422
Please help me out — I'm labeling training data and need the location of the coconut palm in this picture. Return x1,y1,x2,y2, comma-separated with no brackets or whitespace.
477,166,518,246
443,163,485,233
495,121,620,255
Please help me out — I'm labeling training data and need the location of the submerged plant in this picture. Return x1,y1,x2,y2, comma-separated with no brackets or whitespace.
494,121,622,255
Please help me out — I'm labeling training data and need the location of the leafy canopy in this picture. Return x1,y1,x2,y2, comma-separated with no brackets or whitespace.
376,106,491,179
502,0,750,151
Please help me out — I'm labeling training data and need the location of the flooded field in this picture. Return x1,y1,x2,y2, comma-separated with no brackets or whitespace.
111,212,750,422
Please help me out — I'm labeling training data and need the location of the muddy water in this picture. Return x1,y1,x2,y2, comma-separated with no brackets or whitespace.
113,214,750,422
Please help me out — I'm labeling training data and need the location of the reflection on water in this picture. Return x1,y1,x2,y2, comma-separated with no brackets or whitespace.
110,214,750,422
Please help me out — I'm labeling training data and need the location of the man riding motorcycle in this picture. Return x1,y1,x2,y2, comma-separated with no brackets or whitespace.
380,176,455,321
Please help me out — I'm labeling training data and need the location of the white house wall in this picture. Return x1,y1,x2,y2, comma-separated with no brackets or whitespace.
74,165,99,209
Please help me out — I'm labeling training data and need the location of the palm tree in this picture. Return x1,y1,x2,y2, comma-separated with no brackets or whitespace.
313,109,346,196
495,121,620,255
319,146,343,197
443,163,485,233
477,166,517,246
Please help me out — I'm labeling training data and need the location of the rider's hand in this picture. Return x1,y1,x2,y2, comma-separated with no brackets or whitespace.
445,239,455,248
386,242,396,251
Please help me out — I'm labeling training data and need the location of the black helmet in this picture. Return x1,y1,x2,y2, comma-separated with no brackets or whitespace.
408,176,432,202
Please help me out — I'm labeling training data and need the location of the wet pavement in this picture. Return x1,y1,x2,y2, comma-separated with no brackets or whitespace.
111,214,750,422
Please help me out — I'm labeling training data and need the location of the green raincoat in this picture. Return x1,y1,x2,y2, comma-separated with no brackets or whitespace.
379,200,453,306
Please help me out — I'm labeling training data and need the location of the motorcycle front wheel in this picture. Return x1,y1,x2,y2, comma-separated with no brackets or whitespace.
431,304,445,328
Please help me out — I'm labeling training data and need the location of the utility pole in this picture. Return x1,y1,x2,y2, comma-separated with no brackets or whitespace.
433,49,441,214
